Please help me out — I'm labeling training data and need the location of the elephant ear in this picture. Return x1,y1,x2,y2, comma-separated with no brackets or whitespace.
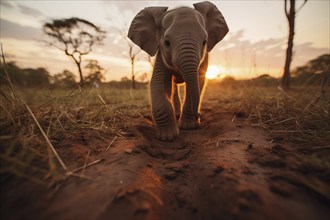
128,7,168,56
193,1,229,52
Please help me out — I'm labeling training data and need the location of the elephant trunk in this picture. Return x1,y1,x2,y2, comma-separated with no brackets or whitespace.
176,39,201,118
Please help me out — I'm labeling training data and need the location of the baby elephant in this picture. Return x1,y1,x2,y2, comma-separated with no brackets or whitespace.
128,1,228,141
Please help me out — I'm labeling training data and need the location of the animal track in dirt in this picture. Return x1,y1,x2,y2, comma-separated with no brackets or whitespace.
136,125,195,161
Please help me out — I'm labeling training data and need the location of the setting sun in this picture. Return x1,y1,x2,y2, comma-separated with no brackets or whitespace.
206,65,223,79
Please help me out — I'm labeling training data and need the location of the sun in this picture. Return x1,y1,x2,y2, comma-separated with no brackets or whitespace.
206,65,220,79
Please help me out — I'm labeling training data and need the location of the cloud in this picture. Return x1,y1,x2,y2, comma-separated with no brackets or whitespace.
102,0,173,15
0,18,42,41
18,4,45,18
292,42,329,67
103,0,145,13
0,1,14,8
103,1,196,29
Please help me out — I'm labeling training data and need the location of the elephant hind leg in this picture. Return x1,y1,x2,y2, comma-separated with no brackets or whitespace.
171,79,182,119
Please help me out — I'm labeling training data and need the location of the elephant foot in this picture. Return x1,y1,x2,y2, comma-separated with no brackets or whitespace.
179,118,201,130
155,124,179,141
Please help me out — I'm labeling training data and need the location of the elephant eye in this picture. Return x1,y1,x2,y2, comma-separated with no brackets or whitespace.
164,40,171,48
202,40,207,47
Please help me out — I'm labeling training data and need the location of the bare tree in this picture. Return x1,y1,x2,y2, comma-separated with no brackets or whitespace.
281,0,307,90
129,44,141,89
118,29,141,89
84,59,105,85
43,17,106,83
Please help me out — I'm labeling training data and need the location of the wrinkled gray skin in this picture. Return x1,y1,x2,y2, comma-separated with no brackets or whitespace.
128,1,228,141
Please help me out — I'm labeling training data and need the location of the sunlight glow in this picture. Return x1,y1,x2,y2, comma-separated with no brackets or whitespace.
206,65,219,79
205,65,226,80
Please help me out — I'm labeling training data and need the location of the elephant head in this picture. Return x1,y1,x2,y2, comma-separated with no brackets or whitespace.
128,1,228,120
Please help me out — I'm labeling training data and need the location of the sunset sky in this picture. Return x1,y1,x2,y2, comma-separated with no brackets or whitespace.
0,0,329,81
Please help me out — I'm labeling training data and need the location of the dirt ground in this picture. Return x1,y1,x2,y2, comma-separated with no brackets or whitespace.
1,106,330,220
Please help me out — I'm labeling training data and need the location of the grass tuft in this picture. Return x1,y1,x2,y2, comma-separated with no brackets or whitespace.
237,83,330,145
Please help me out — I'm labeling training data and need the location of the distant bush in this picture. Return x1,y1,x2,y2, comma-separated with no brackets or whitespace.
103,80,148,90
0,61,50,87
292,54,329,86
50,69,77,88
242,74,279,87
220,76,237,85
210,75,278,88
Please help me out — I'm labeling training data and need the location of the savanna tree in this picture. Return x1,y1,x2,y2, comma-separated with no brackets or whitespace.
52,69,76,87
84,59,105,85
281,0,307,90
128,43,141,89
118,28,141,89
43,17,106,83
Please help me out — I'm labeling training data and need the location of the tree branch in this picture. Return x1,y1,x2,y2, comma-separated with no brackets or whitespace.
41,39,66,51
296,0,308,14
284,0,290,19
133,48,141,57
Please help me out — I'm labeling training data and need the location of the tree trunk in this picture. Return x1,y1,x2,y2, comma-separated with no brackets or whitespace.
131,58,136,89
132,75,136,89
281,0,296,90
77,62,83,83
71,55,84,83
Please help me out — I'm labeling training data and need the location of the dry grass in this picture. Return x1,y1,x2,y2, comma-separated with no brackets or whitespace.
221,82,330,146
0,82,149,185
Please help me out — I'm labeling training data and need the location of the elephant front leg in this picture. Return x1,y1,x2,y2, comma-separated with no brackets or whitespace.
150,63,179,141
179,92,201,129
151,83,179,141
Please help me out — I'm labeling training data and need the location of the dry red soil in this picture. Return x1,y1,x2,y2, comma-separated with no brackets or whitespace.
1,107,330,220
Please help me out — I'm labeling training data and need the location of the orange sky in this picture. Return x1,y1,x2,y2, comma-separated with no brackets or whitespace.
1,0,329,81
